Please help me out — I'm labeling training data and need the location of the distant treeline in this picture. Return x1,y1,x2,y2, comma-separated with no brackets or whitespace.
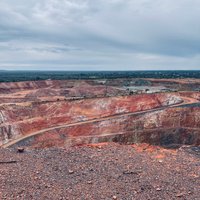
0,70,200,82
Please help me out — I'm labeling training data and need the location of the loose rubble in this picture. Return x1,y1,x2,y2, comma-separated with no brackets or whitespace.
0,143,199,200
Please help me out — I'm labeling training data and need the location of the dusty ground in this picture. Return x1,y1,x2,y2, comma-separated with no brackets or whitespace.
0,143,199,200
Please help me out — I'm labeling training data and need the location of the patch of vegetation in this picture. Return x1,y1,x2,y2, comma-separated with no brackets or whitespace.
0,70,200,82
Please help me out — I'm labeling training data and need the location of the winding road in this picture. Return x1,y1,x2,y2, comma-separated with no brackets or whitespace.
1,95,199,148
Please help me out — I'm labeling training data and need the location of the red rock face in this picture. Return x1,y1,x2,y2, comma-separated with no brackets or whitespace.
0,79,200,148
16,106,199,148
0,93,181,143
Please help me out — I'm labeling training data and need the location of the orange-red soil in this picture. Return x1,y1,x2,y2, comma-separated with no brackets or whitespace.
0,79,200,148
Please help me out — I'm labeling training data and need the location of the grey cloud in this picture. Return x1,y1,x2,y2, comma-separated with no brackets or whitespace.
0,0,200,70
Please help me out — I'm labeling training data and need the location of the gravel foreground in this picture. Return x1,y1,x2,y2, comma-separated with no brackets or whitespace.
0,143,199,200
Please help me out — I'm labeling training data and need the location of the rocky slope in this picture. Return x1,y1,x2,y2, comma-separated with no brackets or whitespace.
0,79,199,148
12,104,200,148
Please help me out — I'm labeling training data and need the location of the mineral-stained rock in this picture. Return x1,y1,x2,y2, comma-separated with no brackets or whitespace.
0,79,200,148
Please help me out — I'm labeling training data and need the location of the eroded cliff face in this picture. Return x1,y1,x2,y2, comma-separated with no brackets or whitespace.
0,93,183,145
0,79,200,148
15,105,200,148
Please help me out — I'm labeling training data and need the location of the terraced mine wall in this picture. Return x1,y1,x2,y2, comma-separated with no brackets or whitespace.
10,104,200,148
1,78,200,94
0,93,182,146
1,79,200,149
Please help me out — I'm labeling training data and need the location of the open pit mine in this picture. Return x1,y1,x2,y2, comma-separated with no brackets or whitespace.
1,78,200,148
0,78,200,199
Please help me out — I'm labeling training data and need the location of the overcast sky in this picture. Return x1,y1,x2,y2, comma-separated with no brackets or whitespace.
0,0,200,71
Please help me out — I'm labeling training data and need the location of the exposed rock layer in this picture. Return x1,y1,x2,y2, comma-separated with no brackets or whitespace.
0,79,199,148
